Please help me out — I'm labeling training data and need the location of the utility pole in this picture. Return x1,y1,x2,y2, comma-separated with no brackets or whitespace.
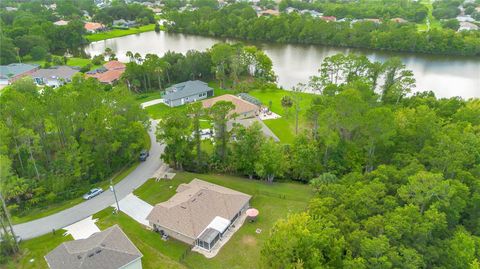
110,179,120,214
0,191,19,253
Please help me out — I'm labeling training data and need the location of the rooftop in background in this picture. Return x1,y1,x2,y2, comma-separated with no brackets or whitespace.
45,225,142,269
202,94,259,116
31,66,80,81
84,22,105,31
163,80,213,101
147,179,251,240
0,63,40,80
86,61,126,84
54,20,69,26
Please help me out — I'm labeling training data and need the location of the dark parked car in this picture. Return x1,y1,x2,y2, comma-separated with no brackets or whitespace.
139,150,149,161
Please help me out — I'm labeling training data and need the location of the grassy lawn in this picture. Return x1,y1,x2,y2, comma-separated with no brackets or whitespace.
134,172,313,269
86,24,156,42
2,231,72,269
26,57,102,71
249,88,317,144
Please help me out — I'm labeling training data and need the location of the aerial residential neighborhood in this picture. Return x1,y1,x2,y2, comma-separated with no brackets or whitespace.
0,0,479,269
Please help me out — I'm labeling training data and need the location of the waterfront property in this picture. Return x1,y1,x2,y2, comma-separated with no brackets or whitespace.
0,63,40,85
201,94,259,119
86,60,126,84
163,80,213,107
31,66,80,87
146,179,251,251
84,22,106,33
45,225,143,269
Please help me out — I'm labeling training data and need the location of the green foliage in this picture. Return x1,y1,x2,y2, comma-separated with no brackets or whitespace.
0,78,148,214
166,4,480,56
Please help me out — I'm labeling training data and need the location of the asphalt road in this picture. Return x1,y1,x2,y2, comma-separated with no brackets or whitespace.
12,120,165,240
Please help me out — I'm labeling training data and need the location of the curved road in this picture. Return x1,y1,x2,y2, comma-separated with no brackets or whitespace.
12,120,165,240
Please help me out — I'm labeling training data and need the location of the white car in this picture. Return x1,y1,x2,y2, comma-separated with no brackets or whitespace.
83,188,103,200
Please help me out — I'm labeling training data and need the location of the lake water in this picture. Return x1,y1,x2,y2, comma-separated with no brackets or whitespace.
85,31,480,98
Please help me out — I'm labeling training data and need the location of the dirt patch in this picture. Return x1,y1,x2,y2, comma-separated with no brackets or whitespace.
241,235,257,246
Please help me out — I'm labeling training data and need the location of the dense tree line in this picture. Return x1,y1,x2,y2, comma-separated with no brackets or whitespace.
165,3,480,56
257,55,480,268
0,77,149,215
154,52,480,268
279,0,428,22
122,43,276,93
432,0,462,19
0,2,88,63
0,1,155,64
93,2,155,25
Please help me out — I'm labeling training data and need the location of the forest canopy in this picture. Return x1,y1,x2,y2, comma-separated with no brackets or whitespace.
165,3,480,56
0,77,149,214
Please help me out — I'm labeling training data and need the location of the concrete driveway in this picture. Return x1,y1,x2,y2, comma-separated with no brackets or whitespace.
227,117,280,142
12,120,165,240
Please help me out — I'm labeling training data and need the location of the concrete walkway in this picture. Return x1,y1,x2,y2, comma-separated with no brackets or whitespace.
12,120,165,240
141,98,163,108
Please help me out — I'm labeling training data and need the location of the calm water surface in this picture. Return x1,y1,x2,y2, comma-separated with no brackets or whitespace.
85,31,480,98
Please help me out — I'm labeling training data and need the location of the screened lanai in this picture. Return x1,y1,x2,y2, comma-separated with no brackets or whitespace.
195,216,231,250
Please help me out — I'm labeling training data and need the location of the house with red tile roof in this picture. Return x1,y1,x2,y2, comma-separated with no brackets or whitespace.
84,22,106,33
86,61,126,85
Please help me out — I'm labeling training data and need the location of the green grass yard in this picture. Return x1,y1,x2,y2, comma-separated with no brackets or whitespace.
249,88,317,144
26,57,103,71
86,24,156,42
134,172,313,269
2,231,72,269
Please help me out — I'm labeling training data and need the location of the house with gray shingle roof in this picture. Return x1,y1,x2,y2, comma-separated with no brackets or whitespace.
0,63,40,85
45,225,142,269
31,66,80,87
147,179,251,251
163,80,213,107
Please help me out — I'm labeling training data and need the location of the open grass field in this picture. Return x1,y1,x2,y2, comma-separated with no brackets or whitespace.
134,172,313,269
86,24,156,42
249,88,317,144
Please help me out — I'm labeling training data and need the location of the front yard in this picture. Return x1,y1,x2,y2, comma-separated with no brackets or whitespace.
133,172,313,269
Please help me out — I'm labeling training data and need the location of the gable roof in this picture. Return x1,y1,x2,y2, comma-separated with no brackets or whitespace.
163,80,213,101
103,60,125,71
201,94,259,115
0,63,39,79
31,66,80,80
86,61,126,84
45,225,142,269
146,179,251,240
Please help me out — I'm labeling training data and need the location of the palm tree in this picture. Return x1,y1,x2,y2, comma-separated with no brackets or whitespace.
104,47,112,57
126,51,134,62
134,53,142,64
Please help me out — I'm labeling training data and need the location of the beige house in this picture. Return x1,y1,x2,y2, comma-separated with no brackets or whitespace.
146,179,251,250
45,225,142,269
201,94,259,119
